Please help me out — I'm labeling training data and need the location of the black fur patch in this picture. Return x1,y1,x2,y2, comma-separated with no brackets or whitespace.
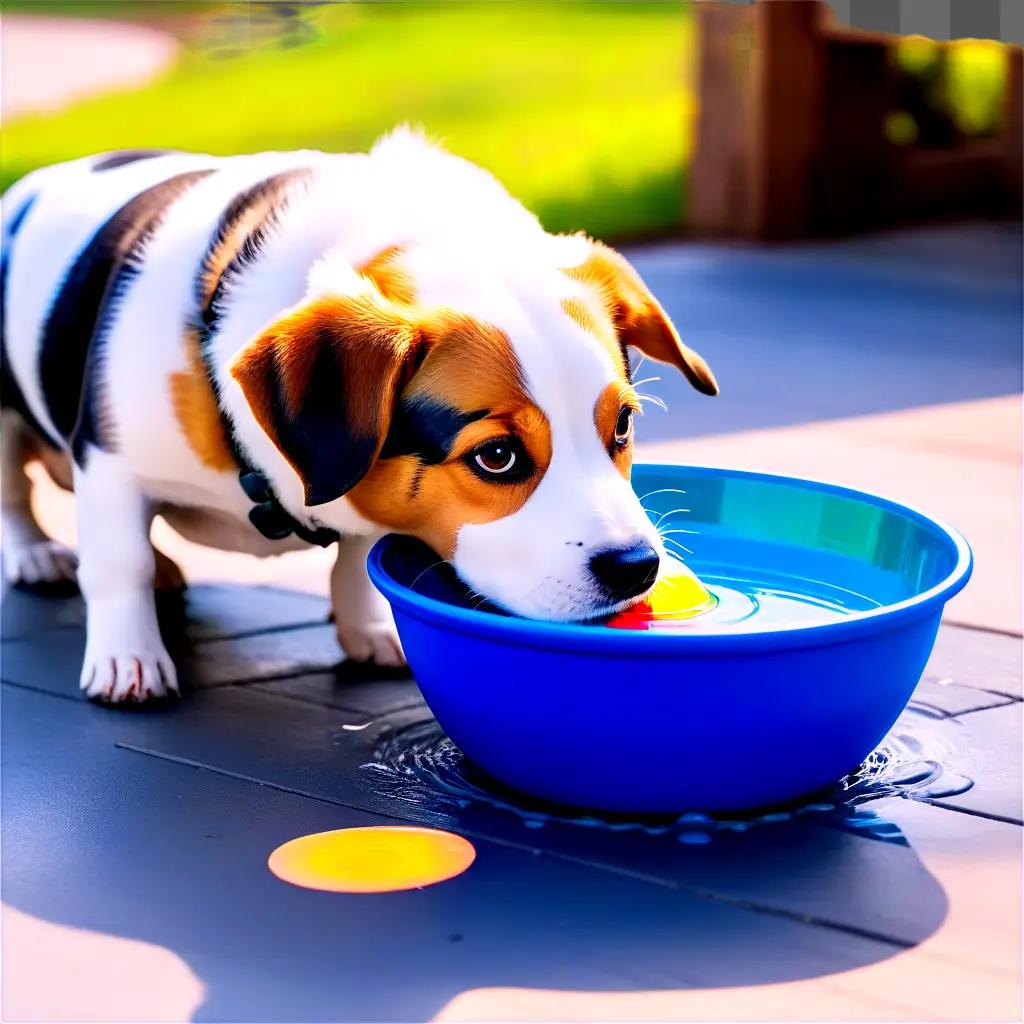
265,336,380,508
380,397,488,465
38,169,215,463
194,167,314,340
189,167,314,470
0,191,61,446
92,149,177,172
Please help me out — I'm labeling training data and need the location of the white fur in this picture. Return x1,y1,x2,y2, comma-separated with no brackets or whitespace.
0,409,78,586
73,447,178,701
447,281,663,620
2,132,668,702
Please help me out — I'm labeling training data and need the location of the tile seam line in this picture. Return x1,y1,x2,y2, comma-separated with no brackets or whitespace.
191,618,330,645
943,687,1023,703
0,617,331,648
197,664,344,688
914,797,1024,827
1,677,82,703
245,681,425,717
940,619,1023,640
112,740,914,952
949,699,1020,718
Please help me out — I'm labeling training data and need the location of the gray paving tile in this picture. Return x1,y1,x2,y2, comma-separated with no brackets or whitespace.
186,622,342,687
923,624,1023,699
0,628,85,697
923,701,1023,824
182,584,329,642
628,225,1021,443
1,581,83,640
1,581,329,644
255,663,424,716
909,677,1016,719
0,620,343,696
2,684,903,1022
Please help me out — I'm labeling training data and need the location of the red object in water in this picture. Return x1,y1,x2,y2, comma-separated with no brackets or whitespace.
606,601,656,631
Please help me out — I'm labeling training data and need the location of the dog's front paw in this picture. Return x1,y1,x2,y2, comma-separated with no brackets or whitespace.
80,646,179,704
4,540,78,588
336,616,406,669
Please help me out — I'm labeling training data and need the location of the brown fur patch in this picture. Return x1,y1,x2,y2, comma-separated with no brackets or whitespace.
230,293,423,505
593,382,635,480
414,312,529,412
169,329,235,471
563,238,718,396
358,246,417,305
347,314,551,559
561,296,628,379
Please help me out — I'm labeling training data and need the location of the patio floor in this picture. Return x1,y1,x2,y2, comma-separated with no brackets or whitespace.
2,223,1021,1022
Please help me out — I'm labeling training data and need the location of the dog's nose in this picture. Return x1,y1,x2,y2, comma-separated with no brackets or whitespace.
589,542,660,601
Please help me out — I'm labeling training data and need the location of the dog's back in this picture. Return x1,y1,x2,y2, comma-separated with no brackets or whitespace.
1,134,544,480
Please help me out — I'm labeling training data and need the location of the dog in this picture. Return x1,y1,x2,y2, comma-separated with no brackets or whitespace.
1,130,717,703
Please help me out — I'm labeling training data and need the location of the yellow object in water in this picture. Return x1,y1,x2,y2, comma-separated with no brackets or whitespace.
649,557,717,619
608,556,716,629
268,826,476,893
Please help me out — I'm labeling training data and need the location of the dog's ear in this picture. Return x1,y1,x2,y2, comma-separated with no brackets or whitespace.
230,294,425,506
565,239,718,396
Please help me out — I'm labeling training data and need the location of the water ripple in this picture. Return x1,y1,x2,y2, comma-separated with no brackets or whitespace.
361,705,973,844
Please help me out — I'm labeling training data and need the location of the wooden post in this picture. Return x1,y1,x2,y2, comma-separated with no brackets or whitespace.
689,3,760,237
691,0,826,239
752,0,826,238
1003,45,1023,217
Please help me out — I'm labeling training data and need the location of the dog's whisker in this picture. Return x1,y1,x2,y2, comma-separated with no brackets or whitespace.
654,506,692,526
638,487,688,502
408,559,448,592
631,375,662,389
661,536,695,557
635,392,668,413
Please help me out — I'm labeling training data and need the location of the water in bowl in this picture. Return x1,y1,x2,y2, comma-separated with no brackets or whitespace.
605,553,881,634
406,552,879,633
636,571,882,633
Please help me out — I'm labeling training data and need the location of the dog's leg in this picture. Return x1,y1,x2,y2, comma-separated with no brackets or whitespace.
74,449,177,702
331,532,405,668
1,408,78,586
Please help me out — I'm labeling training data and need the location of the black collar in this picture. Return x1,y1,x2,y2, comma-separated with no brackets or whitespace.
198,317,338,548
237,465,340,548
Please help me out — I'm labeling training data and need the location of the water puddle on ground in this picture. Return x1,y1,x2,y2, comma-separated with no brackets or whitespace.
361,705,973,845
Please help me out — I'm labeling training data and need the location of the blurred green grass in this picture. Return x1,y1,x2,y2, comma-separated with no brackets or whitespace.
1,1,696,239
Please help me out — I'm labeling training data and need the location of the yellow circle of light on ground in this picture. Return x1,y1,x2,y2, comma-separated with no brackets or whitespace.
268,826,476,893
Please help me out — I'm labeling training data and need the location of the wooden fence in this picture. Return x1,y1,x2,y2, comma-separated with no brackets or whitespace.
690,0,1023,239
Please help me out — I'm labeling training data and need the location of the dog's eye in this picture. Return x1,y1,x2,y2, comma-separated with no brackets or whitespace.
614,407,633,446
467,437,531,481
474,439,518,474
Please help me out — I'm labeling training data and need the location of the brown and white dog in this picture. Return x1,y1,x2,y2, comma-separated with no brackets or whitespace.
0,130,717,703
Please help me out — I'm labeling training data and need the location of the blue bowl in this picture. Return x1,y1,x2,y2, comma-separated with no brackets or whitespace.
367,464,972,813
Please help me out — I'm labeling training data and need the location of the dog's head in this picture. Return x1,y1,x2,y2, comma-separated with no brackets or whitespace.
230,236,716,621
